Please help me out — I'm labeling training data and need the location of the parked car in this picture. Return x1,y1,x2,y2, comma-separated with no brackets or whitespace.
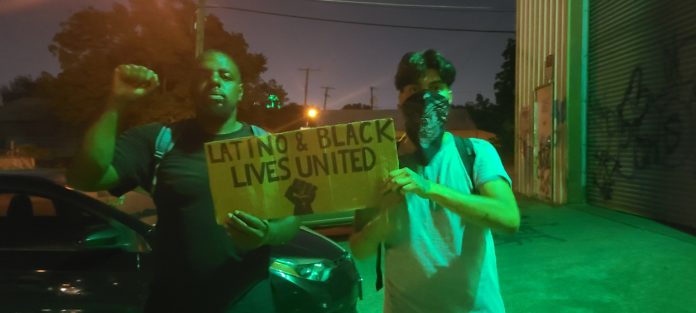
299,211,355,238
0,173,362,312
5,169,357,237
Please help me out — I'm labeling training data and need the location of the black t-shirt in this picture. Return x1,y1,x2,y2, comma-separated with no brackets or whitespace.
111,119,270,296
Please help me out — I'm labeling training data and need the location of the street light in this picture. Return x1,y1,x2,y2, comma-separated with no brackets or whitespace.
307,108,318,119
305,107,319,127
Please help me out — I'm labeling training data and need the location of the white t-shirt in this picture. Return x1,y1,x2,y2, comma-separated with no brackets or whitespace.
384,132,511,313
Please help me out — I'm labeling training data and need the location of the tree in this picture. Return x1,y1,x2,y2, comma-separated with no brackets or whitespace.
268,103,306,131
465,93,497,131
493,38,516,163
238,79,288,114
1,73,53,103
45,0,286,130
495,39,515,117
464,38,515,163
341,103,372,110
241,102,305,132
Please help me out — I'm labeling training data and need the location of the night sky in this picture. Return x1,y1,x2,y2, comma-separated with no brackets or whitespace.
0,0,515,109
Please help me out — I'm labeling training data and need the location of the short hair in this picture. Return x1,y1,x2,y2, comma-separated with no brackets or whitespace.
194,49,242,81
199,49,227,58
394,49,456,91
197,49,235,67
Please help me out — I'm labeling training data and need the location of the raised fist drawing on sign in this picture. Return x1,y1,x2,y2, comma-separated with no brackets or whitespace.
285,179,317,215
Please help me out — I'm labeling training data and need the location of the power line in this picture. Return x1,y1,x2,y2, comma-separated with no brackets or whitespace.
204,4,515,34
309,0,515,12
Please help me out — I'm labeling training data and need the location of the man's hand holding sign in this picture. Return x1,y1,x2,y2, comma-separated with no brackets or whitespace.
206,119,399,224
225,210,270,251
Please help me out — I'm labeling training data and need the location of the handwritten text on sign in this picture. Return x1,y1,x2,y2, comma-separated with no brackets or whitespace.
205,119,398,220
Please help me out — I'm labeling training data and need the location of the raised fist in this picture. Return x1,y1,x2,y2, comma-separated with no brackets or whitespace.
110,64,160,105
285,179,318,215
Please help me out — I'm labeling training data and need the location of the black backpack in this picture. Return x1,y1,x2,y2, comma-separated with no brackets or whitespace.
374,135,477,290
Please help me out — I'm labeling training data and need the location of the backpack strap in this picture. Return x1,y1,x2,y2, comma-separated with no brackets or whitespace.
150,125,175,194
153,125,174,160
251,124,268,136
375,241,384,290
453,135,477,194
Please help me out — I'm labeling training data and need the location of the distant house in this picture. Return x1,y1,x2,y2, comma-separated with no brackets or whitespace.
315,109,496,141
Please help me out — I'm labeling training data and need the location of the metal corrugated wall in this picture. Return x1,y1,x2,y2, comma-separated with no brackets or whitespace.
515,0,568,203
587,0,696,227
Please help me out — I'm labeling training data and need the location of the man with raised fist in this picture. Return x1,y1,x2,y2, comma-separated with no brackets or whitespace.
67,50,300,313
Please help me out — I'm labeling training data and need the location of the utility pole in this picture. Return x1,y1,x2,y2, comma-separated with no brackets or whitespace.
370,86,377,109
298,68,319,106
320,86,334,110
195,0,207,58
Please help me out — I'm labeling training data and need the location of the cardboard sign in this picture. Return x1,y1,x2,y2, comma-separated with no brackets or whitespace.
205,118,398,221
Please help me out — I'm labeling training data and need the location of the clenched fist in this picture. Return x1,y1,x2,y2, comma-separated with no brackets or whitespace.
109,64,160,107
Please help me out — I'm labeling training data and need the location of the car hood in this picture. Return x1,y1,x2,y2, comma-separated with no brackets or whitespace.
271,227,346,261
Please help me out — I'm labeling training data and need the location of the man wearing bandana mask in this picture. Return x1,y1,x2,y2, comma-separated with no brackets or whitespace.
351,49,520,313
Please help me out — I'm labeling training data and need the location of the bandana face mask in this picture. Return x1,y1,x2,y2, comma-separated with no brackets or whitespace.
402,91,451,164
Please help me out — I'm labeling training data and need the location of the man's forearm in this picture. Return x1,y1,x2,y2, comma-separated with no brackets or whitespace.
425,183,519,233
265,216,301,245
66,107,120,189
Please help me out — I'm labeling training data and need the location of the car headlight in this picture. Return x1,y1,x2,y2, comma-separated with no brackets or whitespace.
270,258,335,282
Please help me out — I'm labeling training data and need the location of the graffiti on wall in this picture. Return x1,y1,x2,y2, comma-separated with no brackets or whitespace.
590,35,696,200
588,36,696,200
536,84,554,200
538,135,552,198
